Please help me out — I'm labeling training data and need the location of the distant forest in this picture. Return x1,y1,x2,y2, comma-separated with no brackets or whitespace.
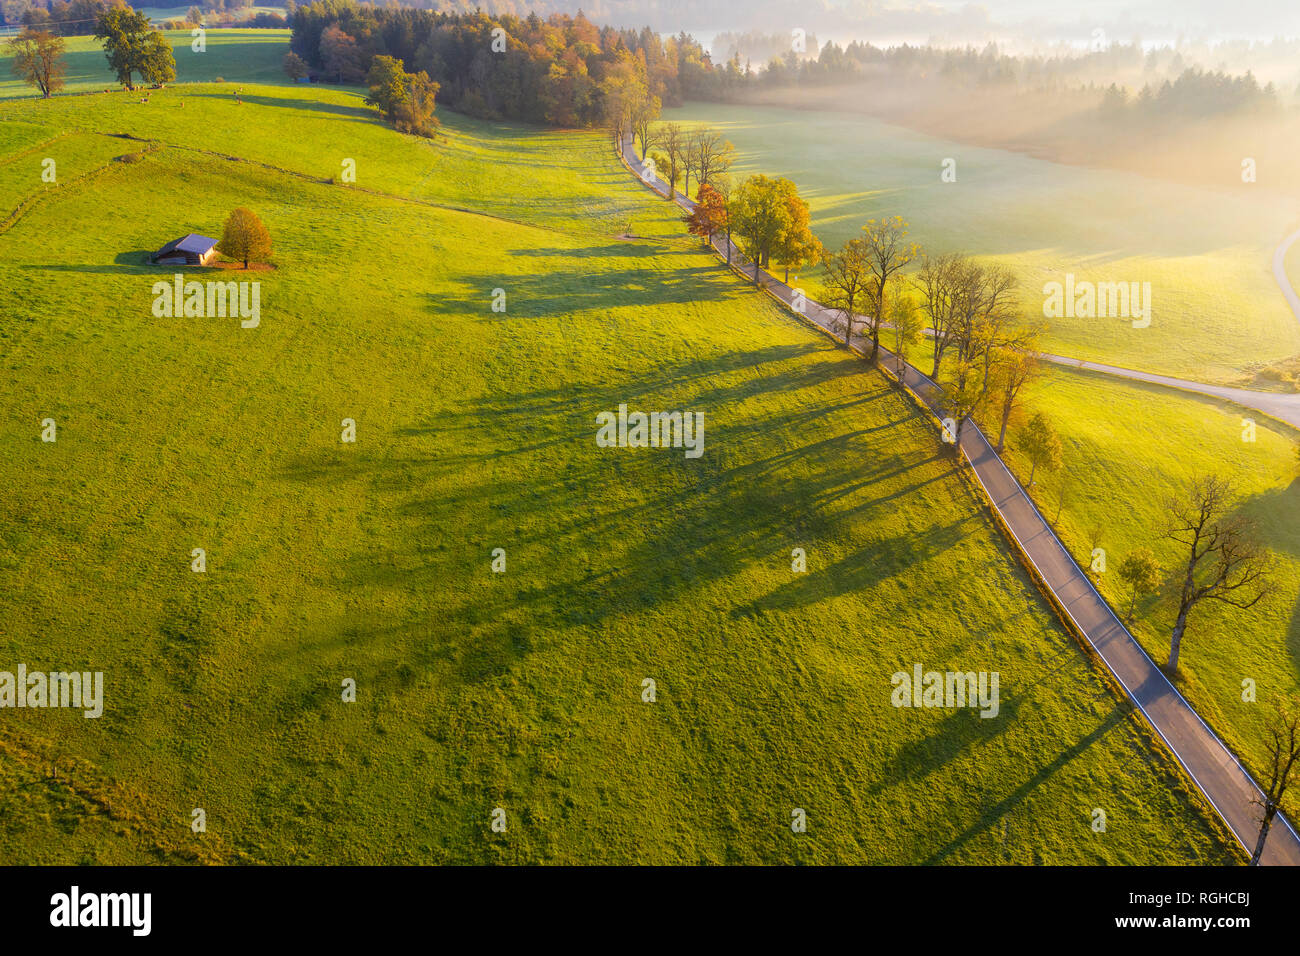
289,2,1293,128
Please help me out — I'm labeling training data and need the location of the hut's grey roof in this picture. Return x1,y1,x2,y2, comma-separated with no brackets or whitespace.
155,233,217,257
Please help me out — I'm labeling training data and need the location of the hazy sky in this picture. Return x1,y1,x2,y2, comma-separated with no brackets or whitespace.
584,1,1300,45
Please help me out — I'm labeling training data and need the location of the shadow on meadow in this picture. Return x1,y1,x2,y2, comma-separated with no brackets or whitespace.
922,702,1130,864
429,251,752,319
1239,478,1300,677
278,341,966,686
187,90,379,124
26,250,159,274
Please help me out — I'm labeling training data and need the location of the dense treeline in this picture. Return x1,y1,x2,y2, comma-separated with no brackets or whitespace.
289,0,724,123
1100,66,1280,119
8,0,118,37
289,4,1291,129
724,38,1288,113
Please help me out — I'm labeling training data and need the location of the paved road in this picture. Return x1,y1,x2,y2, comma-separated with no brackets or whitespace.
620,137,1300,864
1273,228,1300,324
1042,353,1300,429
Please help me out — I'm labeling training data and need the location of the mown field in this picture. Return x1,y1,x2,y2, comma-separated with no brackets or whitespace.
0,44,1239,863
665,103,1300,386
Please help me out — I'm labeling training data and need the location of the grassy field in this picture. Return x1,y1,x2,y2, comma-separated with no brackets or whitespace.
664,103,1300,386
0,51,1240,862
0,29,290,96
973,363,1300,785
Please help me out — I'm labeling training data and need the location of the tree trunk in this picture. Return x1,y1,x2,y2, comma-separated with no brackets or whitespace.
753,258,760,284
784,265,789,284
869,327,880,364
1250,804,1276,865
1167,603,1191,673
726,228,732,264
1028,461,1037,486
996,400,1012,453
931,348,943,383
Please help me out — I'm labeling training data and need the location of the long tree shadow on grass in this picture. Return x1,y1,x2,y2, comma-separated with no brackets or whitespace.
429,256,749,320
921,703,1130,864
278,341,962,685
1237,479,1300,678
186,91,380,124
869,639,1080,795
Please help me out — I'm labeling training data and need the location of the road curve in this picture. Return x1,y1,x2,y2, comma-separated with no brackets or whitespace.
618,136,1300,864
1272,228,1300,324
1042,353,1300,429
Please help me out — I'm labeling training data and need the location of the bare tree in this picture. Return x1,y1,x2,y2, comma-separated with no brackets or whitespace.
630,93,661,161
822,238,870,346
1163,476,1272,674
1250,698,1300,865
944,262,1023,444
658,122,686,201
691,127,735,190
682,128,699,198
916,252,962,381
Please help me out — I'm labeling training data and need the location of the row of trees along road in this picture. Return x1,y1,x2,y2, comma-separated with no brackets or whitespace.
633,129,1287,782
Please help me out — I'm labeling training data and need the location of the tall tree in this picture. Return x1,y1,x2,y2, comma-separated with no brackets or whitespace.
822,237,869,346
393,70,439,137
365,55,438,136
657,121,686,201
598,57,646,151
690,127,735,189
365,54,409,120
683,183,727,247
217,207,272,269
948,261,1023,443
319,23,364,84
283,50,309,81
1016,411,1062,486
889,293,923,384
988,329,1044,453
772,183,822,284
1163,476,1272,675
630,92,661,161
648,149,679,193
1250,698,1300,865
730,174,792,284
709,173,735,265
916,252,962,381
860,216,921,363
139,29,176,87
7,29,66,98
93,6,154,90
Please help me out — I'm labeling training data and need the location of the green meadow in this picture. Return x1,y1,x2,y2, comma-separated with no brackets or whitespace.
0,47,1241,861
665,103,1300,386
0,29,291,96
983,366,1300,783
